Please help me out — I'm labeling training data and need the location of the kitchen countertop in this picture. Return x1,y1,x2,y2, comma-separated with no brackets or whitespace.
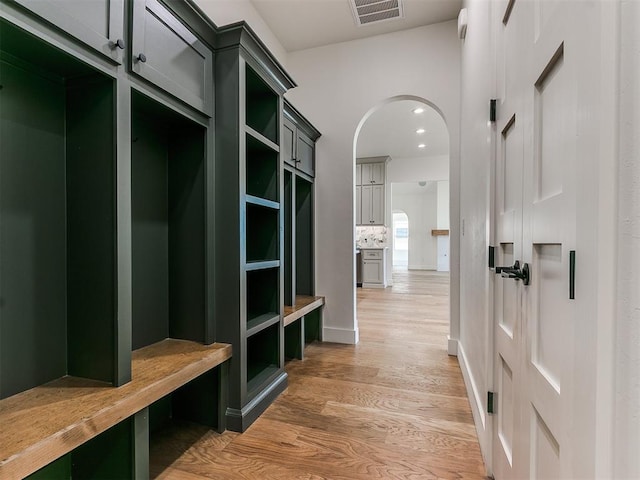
356,246,388,250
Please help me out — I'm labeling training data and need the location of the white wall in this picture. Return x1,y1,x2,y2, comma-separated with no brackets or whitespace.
437,181,450,229
194,0,287,66
457,0,495,466
393,190,438,270
615,1,640,476
285,22,461,344
437,181,450,272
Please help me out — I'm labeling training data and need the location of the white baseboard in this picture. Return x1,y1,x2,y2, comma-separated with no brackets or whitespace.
362,283,386,288
322,326,359,344
448,336,459,356
458,342,491,473
408,264,437,270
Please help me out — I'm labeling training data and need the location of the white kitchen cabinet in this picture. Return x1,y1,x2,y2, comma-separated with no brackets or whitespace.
361,185,384,225
361,163,384,185
356,186,362,225
356,159,386,225
361,249,387,288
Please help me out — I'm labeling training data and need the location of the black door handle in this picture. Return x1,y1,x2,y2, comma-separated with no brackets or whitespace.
495,260,530,285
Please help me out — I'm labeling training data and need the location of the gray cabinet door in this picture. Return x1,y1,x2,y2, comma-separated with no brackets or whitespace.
283,119,296,167
371,185,384,224
14,0,125,63
356,186,362,225
370,163,385,185
131,0,213,116
296,131,314,177
356,164,362,186
362,260,383,284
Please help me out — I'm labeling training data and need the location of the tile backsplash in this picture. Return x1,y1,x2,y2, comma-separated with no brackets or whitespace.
356,226,388,247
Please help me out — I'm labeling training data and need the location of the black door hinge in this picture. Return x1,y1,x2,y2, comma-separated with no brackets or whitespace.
488,391,495,414
490,99,497,122
488,245,495,269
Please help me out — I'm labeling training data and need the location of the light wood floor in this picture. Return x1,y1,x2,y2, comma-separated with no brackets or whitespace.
151,269,487,479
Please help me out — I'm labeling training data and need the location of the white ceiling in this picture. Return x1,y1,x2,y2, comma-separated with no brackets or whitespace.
250,0,461,52
242,1,453,168
356,99,449,159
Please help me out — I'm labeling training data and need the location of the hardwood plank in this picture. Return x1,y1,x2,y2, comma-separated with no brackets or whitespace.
0,339,231,479
151,269,487,479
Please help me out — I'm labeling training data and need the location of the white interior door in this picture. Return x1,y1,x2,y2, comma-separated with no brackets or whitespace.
491,0,589,478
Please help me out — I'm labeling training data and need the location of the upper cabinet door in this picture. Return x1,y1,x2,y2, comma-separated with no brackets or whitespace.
131,0,213,116
296,131,315,177
283,119,296,167
370,163,385,185
355,164,362,186
14,0,125,63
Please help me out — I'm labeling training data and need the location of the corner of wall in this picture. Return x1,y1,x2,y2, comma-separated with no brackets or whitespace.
323,326,359,344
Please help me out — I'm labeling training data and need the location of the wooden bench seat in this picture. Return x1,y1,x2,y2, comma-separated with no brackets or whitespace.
284,295,324,360
0,339,232,479
283,295,325,327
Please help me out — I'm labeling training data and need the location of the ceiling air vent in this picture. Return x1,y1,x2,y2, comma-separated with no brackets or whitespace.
350,0,404,26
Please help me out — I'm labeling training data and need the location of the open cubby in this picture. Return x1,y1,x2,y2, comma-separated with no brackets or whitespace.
246,203,279,263
305,309,322,344
0,20,117,399
149,368,221,436
296,177,314,296
247,323,280,396
246,133,279,202
26,419,134,480
246,267,279,331
131,91,206,350
245,65,279,144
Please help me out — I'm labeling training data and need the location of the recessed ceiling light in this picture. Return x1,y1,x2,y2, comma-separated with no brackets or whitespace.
413,107,424,114
416,128,425,134
418,143,426,148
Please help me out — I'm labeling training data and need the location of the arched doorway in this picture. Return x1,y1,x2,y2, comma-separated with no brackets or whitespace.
353,96,453,344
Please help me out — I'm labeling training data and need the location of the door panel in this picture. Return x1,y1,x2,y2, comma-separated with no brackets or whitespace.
283,120,295,167
361,185,372,224
356,186,362,225
371,185,384,225
531,407,560,479
131,0,213,116
296,131,314,177
14,0,125,63
492,0,583,478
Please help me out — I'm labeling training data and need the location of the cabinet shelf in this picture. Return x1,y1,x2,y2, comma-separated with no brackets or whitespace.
245,125,280,153
246,195,280,210
247,267,279,329
246,132,279,203
245,65,279,145
246,203,279,263
246,260,280,271
247,313,281,337
247,323,280,398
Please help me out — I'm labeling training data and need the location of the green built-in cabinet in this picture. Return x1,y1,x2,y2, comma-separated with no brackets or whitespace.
214,24,296,432
283,101,321,306
0,0,231,477
0,0,309,474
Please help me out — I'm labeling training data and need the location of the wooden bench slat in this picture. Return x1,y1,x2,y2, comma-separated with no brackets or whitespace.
0,339,232,479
